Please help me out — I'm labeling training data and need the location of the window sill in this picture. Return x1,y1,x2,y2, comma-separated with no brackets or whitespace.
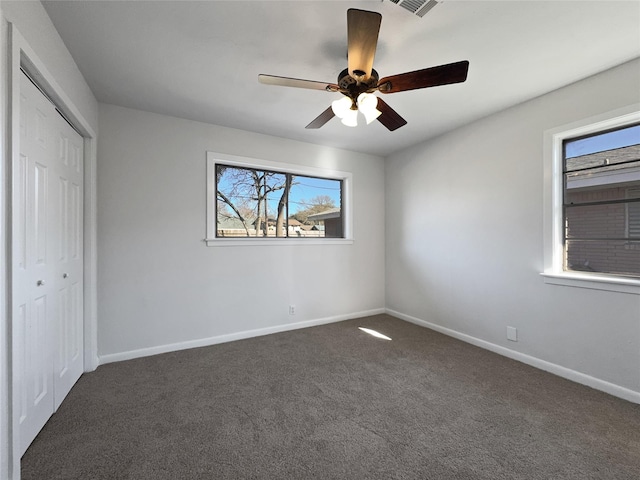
541,271,640,295
205,238,354,247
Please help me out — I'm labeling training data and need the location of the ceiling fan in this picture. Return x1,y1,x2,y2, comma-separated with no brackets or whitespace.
258,8,469,131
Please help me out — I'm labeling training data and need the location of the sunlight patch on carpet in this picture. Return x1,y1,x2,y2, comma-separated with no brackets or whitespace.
358,327,392,341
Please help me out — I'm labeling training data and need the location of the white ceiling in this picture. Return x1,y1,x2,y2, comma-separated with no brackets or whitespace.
42,0,640,157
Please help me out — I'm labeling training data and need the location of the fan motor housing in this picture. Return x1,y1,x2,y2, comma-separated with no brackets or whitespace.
337,68,379,98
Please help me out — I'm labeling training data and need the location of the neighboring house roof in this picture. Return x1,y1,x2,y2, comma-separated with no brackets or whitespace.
307,208,341,221
567,144,640,190
287,218,303,226
566,145,640,171
217,216,249,230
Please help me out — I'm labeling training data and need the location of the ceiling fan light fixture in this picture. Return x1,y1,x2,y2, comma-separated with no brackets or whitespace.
357,92,382,125
331,96,353,119
362,108,382,125
340,108,359,127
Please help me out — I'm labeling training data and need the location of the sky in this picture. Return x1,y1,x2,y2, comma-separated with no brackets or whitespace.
565,124,640,158
287,176,341,213
217,167,341,217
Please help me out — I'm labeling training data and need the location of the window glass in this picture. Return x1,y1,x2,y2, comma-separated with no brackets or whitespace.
562,123,640,277
216,164,343,238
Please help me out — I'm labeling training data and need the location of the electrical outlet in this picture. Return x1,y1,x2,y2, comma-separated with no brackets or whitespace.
289,305,296,315
506,326,518,342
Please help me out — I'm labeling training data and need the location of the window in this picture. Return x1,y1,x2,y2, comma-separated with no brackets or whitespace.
543,106,640,292
563,124,640,277
206,152,352,245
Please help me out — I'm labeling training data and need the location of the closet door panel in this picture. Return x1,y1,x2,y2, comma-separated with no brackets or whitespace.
16,72,57,456
53,113,84,409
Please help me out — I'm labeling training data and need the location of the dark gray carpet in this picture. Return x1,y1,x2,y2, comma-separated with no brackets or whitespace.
21,315,640,479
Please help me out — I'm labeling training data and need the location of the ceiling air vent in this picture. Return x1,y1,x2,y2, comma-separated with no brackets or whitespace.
388,0,442,18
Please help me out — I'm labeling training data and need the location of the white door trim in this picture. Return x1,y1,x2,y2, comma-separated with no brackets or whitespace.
1,6,10,480
6,24,98,480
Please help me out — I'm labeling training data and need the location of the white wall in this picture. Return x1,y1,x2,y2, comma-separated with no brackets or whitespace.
1,1,98,131
1,2,99,479
97,104,385,361
385,58,640,399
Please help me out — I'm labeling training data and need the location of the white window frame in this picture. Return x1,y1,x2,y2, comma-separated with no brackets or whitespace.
542,104,640,295
205,152,353,246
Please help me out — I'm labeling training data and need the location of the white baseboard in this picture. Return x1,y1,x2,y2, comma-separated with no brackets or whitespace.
98,308,385,365
386,308,640,405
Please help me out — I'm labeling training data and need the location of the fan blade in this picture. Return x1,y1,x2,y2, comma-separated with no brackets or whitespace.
376,98,407,131
259,74,339,92
377,61,469,94
347,9,382,81
305,106,335,129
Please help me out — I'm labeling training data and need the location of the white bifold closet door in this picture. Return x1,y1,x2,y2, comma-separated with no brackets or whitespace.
14,71,84,456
